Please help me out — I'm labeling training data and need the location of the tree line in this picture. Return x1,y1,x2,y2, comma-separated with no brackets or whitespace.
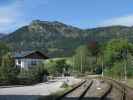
0,38,133,85
72,38,133,80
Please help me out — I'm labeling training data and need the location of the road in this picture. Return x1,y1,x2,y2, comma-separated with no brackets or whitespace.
0,82,63,95
0,77,81,100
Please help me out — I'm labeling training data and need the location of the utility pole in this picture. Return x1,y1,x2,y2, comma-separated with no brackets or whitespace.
124,49,128,81
81,55,83,73
102,56,104,77
123,49,127,81
124,59,127,81
73,56,75,73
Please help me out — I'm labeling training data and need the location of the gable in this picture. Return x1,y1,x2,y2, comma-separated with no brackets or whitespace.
24,51,48,59
13,51,48,59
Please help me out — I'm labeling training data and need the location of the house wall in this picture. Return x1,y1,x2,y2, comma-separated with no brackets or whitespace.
15,59,44,69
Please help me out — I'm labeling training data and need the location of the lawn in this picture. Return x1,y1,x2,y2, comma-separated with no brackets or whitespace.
126,79,133,88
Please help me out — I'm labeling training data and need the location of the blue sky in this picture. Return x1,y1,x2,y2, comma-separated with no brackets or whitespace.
0,0,133,33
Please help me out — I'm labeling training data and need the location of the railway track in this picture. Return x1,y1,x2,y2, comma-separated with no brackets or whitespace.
83,79,112,100
57,80,93,100
101,77,133,100
56,78,129,100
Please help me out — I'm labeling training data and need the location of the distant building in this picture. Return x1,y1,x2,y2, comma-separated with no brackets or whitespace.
13,51,48,69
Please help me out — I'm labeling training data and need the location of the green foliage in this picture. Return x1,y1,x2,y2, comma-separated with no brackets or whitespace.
3,21,133,57
18,65,49,84
104,38,132,64
0,53,19,82
44,59,71,76
61,82,69,88
103,38,133,79
0,42,10,56
2,21,133,82
73,45,90,73
73,43,102,74
0,42,10,66
104,61,124,79
70,38,133,78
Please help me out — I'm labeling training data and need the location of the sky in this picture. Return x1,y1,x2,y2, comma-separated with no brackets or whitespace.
0,0,133,33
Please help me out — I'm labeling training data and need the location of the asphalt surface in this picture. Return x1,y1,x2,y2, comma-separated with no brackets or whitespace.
0,77,81,100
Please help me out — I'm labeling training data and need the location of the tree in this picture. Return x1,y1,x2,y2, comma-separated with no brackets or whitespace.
73,41,103,74
104,61,124,79
104,38,133,79
0,42,10,66
73,45,95,73
44,59,71,76
0,42,10,56
104,38,132,64
0,53,19,83
88,41,104,74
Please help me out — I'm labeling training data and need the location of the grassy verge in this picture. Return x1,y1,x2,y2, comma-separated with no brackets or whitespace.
98,76,133,88
38,83,73,100
126,79,133,88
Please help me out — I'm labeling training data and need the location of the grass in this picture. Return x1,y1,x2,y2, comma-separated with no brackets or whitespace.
53,82,73,96
126,79,133,88
38,83,73,100
102,76,133,88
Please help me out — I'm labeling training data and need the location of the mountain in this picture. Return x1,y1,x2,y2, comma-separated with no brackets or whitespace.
0,33,5,38
2,20,86,57
2,20,133,57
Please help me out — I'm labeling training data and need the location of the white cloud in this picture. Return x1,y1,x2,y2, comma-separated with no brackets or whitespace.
99,15,133,27
0,1,22,33
0,0,49,33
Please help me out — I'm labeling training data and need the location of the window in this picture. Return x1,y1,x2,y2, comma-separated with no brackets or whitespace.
31,60,37,65
18,59,21,64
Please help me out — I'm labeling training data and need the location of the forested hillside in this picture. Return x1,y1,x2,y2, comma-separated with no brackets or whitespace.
2,20,133,57
0,33,5,39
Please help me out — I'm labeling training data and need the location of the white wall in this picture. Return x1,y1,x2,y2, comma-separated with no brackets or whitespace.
15,59,44,69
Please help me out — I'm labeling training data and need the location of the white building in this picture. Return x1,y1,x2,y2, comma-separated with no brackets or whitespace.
14,51,48,69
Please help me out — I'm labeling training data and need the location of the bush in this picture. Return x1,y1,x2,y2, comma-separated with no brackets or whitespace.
44,59,71,76
61,82,69,88
17,65,49,85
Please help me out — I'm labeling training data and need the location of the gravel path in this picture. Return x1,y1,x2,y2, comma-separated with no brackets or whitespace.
66,81,91,98
0,77,81,100
0,77,81,96
84,79,110,98
0,82,63,96
0,81,63,100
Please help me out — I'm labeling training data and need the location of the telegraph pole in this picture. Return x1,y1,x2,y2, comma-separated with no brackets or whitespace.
102,56,104,77
123,49,127,81
73,56,75,73
124,49,128,81
124,59,127,81
81,55,83,73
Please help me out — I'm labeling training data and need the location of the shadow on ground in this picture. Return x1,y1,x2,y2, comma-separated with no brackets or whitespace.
0,95,41,100
41,96,112,100
0,95,112,100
